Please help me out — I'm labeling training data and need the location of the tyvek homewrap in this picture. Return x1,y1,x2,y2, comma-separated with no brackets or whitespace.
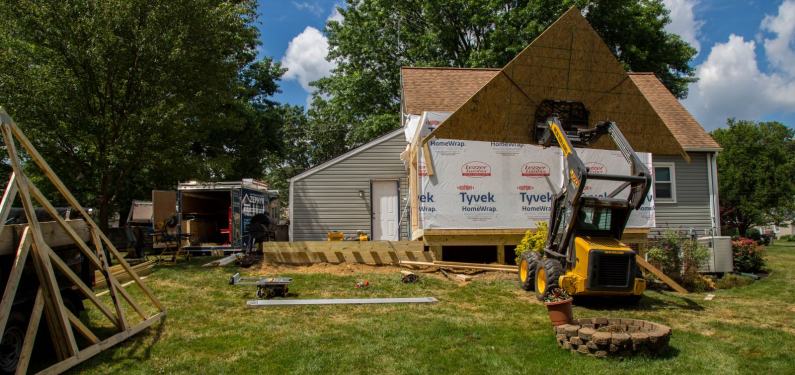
417,141,655,229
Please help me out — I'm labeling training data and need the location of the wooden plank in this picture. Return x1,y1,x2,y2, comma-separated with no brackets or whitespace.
0,229,30,340
0,221,87,257
263,241,424,253
497,244,506,264
37,312,165,375
67,309,99,345
421,142,435,177
0,172,18,243
28,184,100,267
247,297,438,307
92,228,128,331
47,246,121,329
0,220,91,257
423,234,524,246
636,255,688,294
429,245,442,261
15,288,43,375
400,260,517,273
1,124,78,358
421,228,528,236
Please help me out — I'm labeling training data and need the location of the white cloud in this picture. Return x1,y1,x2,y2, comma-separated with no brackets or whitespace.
762,0,795,76
292,1,323,17
327,5,344,24
662,0,703,52
683,34,795,129
281,27,336,92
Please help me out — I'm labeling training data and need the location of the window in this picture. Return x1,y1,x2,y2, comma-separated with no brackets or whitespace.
576,206,614,232
653,163,676,203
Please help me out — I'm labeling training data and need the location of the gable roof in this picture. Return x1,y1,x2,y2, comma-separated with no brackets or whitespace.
401,67,499,115
400,7,718,156
290,127,405,182
628,73,720,150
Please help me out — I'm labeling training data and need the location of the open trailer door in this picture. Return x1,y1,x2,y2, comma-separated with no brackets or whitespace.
152,190,177,231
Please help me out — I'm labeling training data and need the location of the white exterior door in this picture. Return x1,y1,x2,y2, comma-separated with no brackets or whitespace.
372,180,399,240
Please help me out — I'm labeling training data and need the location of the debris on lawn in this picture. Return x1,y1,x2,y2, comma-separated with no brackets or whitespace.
246,297,439,307
704,293,715,301
203,253,242,267
455,274,473,282
401,270,419,283
229,272,292,299
355,280,370,289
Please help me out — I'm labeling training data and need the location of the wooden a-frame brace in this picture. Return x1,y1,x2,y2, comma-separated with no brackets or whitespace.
0,108,165,374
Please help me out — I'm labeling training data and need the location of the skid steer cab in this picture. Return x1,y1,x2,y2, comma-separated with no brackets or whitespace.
518,114,652,302
519,201,646,300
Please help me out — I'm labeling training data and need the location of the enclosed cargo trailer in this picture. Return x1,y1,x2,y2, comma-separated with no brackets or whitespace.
152,179,278,252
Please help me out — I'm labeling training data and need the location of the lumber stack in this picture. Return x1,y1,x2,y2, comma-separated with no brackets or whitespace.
262,241,432,265
94,260,155,289
400,260,517,273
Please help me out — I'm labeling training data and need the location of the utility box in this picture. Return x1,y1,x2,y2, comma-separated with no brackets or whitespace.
697,236,734,273
152,179,278,252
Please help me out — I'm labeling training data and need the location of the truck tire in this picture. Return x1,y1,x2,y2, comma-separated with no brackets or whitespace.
518,252,540,291
534,258,564,301
0,312,26,374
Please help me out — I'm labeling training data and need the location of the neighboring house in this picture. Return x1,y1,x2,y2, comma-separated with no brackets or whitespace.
757,221,794,238
289,7,722,244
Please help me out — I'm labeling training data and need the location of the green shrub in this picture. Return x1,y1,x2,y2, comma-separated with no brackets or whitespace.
732,237,766,273
645,230,711,291
716,273,754,289
514,221,548,263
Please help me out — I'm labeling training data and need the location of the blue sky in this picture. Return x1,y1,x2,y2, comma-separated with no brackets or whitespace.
257,0,795,130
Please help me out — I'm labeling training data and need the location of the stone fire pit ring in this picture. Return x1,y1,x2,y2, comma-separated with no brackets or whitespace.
554,318,672,358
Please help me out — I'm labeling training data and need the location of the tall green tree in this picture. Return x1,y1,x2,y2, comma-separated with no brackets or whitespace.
310,0,697,157
712,119,795,236
0,0,284,227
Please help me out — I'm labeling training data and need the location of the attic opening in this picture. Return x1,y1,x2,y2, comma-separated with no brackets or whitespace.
533,100,589,141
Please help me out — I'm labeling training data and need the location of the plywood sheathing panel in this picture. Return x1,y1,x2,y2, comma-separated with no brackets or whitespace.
422,7,687,156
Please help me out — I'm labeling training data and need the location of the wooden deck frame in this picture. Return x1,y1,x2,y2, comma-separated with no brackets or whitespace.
0,109,165,374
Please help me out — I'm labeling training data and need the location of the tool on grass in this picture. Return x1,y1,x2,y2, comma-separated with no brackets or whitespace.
400,270,419,283
355,280,369,288
229,272,293,299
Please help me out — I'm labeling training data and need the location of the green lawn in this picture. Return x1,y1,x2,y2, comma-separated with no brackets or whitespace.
70,242,795,374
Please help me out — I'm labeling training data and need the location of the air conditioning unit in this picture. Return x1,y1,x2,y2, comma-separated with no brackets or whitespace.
697,236,733,273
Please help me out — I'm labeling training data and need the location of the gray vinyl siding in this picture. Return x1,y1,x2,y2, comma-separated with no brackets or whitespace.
652,152,714,236
290,130,410,241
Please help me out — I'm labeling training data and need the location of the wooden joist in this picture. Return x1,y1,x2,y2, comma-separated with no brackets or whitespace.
400,260,517,273
93,260,155,289
635,255,688,294
262,241,431,265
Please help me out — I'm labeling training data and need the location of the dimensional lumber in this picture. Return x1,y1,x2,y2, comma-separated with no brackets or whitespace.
635,255,688,294
399,260,517,273
247,297,438,307
0,108,165,374
262,241,432,265
0,220,90,256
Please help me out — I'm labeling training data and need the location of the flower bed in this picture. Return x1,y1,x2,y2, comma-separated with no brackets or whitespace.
554,318,672,357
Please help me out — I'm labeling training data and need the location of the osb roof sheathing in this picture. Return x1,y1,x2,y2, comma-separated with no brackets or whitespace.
409,7,717,156
401,67,499,114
